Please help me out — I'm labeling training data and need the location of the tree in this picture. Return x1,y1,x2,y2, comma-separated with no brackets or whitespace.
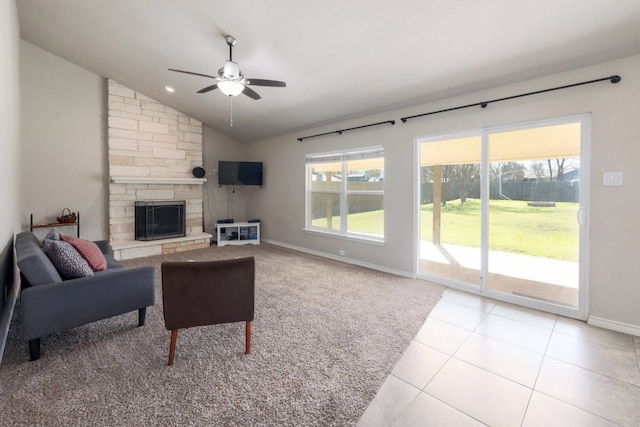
531,161,546,179
546,158,578,181
489,163,502,181
500,162,526,181
444,163,480,203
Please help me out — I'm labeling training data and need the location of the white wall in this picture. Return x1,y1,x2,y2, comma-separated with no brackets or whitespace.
0,0,20,235
248,55,640,331
20,40,107,241
0,0,21,361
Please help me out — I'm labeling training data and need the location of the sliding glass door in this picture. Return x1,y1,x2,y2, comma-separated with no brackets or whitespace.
417,116,588,315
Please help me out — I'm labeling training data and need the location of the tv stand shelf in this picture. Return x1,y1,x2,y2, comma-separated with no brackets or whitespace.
214,222,260,247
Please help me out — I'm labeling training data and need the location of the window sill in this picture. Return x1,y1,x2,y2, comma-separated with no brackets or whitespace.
303,228,385,246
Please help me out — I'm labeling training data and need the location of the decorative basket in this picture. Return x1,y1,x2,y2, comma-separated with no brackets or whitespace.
57,208,77,224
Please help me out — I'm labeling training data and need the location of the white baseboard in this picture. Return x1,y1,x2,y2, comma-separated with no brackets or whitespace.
588,316,640,337
262,238,414,279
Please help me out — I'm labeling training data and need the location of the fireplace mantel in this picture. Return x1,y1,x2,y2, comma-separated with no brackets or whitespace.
109,177,207,185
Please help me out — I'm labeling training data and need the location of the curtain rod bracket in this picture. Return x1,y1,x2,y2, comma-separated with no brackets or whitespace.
480,102,488,109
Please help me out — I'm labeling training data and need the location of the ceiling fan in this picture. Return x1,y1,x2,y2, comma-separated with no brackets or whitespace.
169,35,286,100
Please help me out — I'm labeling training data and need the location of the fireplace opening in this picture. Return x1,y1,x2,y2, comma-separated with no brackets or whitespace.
135,200,186,241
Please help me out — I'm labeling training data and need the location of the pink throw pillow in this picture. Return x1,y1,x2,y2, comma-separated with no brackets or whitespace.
60,235,107,271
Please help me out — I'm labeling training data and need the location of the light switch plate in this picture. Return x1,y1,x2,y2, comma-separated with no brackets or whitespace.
603,171,623,186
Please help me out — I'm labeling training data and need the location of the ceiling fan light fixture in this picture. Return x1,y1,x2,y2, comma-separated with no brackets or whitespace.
168,35,285,102
218,80,245,97
222,60,241,79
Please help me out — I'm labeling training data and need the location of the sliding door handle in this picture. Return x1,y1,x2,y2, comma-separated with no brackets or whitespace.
577,208,585,225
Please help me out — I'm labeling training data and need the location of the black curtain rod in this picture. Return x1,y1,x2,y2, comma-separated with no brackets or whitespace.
298,120,395,142
400,75,621,123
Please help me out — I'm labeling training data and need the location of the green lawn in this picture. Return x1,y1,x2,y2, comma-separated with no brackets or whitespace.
314,198,579,261
422,199,578,261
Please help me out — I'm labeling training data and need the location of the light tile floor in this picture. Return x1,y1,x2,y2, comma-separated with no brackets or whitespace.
358,289,640,427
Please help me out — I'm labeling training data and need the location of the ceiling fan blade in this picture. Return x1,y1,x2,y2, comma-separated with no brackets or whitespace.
197,84,219,94
242,86,262,100
245,78,286,87
168,68,217,79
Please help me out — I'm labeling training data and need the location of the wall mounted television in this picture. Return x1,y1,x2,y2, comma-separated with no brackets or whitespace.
218,161,263,187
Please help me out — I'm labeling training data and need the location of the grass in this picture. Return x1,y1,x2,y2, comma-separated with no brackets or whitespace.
313,198,579,261
422,199,579,261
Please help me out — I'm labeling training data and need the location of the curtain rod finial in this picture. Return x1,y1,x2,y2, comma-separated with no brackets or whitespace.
611,75,621,84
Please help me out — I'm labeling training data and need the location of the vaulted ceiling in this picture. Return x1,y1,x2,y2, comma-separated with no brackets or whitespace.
16,0,640,142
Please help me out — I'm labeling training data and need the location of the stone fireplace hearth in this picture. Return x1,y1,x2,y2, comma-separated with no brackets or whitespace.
107,80,211,260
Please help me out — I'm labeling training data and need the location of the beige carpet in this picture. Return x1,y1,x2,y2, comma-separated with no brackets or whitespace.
0,243,445,426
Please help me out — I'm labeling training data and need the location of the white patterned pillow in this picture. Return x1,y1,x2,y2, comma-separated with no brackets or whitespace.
42,239,94,280
44,227,61,241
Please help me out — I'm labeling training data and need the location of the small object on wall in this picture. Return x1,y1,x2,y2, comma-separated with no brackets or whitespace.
603,171,623,186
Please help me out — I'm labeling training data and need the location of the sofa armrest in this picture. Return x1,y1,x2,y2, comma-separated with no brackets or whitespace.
20,266,155,341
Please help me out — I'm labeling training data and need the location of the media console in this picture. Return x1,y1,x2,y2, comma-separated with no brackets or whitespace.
214,222,260,247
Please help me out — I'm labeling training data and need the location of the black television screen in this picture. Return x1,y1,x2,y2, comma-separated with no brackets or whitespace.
218,161,263,186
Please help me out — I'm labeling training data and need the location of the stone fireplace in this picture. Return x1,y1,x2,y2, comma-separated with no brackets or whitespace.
107,80,211,260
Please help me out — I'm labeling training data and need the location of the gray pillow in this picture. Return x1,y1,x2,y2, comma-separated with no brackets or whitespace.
44,227,61,241
42,239,94,280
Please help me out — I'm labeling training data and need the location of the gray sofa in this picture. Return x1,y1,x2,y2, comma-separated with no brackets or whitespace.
14,231,155,361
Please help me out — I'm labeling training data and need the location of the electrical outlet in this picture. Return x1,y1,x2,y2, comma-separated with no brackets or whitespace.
338,250,346,256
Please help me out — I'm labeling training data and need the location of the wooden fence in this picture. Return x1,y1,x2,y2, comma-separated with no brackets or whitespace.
420,180,579,204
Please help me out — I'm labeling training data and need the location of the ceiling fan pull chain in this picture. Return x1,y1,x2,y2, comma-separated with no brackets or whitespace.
229,96,234,127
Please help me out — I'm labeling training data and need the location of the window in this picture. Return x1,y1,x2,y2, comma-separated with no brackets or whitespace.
306,146,384,241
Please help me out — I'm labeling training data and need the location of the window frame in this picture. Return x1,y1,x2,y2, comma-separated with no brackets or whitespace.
305,145,385,243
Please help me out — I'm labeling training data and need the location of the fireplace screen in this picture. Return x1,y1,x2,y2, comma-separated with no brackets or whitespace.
135,200,186,241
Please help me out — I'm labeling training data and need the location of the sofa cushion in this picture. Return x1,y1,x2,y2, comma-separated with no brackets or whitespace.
61,235,107,271
42,239,94,280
